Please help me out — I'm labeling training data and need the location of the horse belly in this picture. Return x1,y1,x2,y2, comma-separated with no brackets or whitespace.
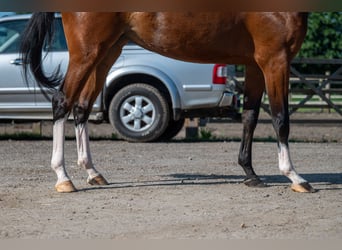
127,12,253,64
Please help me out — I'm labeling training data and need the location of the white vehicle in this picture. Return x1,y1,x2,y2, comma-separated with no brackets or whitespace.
0,14,240,141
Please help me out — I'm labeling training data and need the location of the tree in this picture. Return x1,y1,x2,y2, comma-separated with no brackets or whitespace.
297,12,342,59
294,12,342,75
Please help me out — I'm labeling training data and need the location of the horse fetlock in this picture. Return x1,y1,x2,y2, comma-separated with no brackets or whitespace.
243,177,267,188
51,161,63,170
238,152,250,167
77,157,90,168
279,169,291,177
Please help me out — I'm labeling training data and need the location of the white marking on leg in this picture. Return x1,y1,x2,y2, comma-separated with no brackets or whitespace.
75,122,100,179
278,143,307,184
51,118,70,185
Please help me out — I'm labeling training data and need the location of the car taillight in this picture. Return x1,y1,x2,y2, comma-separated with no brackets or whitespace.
212,64,227,84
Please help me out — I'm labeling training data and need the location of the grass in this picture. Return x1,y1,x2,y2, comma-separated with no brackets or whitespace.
199,128,215,140
0,132,49,140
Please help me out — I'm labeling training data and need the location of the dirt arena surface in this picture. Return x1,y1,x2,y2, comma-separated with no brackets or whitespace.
0,112,341,239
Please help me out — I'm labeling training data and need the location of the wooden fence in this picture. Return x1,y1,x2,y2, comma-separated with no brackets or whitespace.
232,58,342,116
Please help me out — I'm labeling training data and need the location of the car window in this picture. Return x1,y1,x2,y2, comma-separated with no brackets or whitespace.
44,18,68,52
0,17,67,54
0,20,25,54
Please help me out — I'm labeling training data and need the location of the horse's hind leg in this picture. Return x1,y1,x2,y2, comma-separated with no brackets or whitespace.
258,52,315,193
51,51,117,192
72,72,109,187
50,43,105,192
51,92,76,192
238,63,266,187
73,112,108,186
48,13,127,192
73,44,125,187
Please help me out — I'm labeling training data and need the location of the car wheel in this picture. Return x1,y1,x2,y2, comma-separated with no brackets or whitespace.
157,118,185,141
109,83,170,142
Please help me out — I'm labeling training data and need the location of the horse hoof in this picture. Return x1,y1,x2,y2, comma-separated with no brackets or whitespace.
87,174,109,186
291,182,316,193
55,180,77,193
243,177,267,188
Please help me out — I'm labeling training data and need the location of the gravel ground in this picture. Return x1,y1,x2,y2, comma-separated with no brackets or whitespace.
0,112,341,239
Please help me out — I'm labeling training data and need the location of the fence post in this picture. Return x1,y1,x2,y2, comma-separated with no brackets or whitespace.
325,70,331,113
185,118,198,138
32,122,42,136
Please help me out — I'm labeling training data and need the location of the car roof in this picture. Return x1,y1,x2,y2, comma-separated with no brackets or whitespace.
0,13,61,22
0,13,31,21
0,12,16,17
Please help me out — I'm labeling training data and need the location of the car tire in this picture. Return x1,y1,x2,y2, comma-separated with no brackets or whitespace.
109,83,170,142
157,118,185,141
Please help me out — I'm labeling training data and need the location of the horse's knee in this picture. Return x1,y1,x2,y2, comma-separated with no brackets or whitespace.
51,149,64,170
77,156,91,168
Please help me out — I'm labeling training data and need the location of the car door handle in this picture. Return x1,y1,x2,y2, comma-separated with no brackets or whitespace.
10,58,24,65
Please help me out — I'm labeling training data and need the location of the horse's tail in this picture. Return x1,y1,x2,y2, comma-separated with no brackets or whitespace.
20,12,62,91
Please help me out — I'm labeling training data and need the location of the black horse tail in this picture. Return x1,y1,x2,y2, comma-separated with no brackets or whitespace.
20,12,62,91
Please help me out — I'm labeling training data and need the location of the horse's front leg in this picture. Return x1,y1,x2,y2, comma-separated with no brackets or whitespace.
73,104,108,186
261,55,315,193
273,110,315,192
238,64,266,187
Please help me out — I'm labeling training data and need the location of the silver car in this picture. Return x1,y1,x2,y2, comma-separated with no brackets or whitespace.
0,13,240,142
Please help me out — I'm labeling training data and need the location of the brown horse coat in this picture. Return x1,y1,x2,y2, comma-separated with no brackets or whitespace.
21,12,314,193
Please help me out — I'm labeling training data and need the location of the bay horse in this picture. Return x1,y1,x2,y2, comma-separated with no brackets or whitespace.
20,12,315,193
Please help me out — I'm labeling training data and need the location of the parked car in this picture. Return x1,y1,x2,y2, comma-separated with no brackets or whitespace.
0,13,240,142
